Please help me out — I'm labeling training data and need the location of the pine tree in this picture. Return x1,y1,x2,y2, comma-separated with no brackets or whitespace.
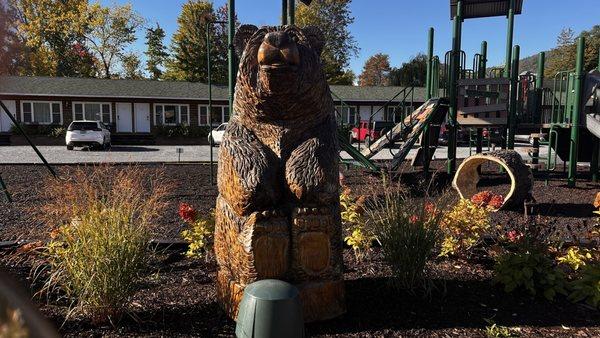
164,0,215,82
145,23,169,80
296,0,359,85
121,53,144,79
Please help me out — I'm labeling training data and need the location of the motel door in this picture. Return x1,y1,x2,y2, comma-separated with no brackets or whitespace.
134,103,150,133
0,100,16,132
116,102,133,133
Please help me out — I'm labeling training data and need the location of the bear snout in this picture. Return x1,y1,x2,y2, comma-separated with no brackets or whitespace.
258,32,300,69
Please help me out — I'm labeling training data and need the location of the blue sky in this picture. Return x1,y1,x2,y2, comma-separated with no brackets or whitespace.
101,0,599,75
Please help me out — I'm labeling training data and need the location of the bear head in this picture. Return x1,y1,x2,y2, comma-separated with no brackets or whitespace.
233,25,332,122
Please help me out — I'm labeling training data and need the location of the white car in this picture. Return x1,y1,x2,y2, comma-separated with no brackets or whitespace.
208,123,228,145
65,120,111,150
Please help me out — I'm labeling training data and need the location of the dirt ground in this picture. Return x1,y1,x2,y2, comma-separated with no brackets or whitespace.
1,162,600,337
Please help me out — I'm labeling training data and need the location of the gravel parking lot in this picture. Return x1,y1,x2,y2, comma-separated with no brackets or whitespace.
0,143,557,164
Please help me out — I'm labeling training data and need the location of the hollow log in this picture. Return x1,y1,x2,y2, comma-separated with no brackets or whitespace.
452,150,533,210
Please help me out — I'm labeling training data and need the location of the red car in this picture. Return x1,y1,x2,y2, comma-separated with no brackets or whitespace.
350,120,395,144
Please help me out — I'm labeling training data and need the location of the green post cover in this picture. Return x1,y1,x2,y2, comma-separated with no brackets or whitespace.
235,279,305,338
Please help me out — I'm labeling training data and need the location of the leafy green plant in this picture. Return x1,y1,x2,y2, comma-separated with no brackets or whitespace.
179,203,214,258
48,126,66,138
367,188,444,291
439,198,490,257
556,246,593,271
568,263,600,308
493,245,567,301
340,187,374,260
35,165,171,323
484,319,518,337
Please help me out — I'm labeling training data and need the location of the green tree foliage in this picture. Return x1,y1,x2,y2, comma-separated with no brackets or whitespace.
8,0,97,77
164,0,214,82
389,53,427,87
85,3,144,78
144,23,169,80
358,53,390,86
544,26,600,77
211,4,239,84
296,0,359,85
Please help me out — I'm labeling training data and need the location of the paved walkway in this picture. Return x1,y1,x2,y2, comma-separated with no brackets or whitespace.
0,143,559,164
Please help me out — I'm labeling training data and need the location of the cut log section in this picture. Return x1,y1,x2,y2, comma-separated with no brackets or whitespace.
452,150,533,211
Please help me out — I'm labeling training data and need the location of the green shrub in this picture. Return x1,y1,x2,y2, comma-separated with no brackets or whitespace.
152,125,209,138
48,127,66,138
493,245,567,301
439,199,491,257
568,263,600,308
179,203,215,258
484,319,518,338
36,165,171,323
367,189,444,291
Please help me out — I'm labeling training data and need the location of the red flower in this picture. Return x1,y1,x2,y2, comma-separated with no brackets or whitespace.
424,201,435,214
409,214,419,224
178,203,197,223
471,191,493,206
506,230,523,243
488,194,504,209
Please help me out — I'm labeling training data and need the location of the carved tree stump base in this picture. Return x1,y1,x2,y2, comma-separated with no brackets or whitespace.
217,272,345,323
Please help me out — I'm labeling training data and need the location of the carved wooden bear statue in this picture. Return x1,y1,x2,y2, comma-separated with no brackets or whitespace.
214,24,345,322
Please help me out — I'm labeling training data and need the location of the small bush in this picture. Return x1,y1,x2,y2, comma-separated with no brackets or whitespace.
568,263,600,308
340,188,374,260
484,319,518,338
367,189,444,291
179,203,215,258
439,199,490,257
35,165,171,323
48,127,66,138
556,246,593,271
493,245,567,301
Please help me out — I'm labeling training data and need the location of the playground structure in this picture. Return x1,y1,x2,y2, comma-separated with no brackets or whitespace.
338,0,600,189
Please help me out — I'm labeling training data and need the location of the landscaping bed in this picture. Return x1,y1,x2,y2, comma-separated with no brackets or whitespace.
1,162,600,337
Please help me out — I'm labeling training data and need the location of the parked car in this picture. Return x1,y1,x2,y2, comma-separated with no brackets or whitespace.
350,120,395,145
65,120,111,150
208,123,228,145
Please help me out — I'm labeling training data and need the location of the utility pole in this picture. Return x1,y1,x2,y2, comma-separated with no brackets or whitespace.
228,0,235,117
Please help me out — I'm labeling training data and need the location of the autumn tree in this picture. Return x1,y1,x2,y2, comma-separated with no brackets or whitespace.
358,53,390,86
85,3,144,78
296,0,359,85
544,26,600,77
8,0,96,77
388,53,427,87
0,1,23,75
164,0,214,82
211,4,239,84
121,53,144,79
144,23,169,80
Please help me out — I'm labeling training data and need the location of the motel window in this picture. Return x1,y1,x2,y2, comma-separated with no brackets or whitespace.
336,106,357,125
199,105,229,126
154,104,189,126
21,101,62,124
73,102,111,123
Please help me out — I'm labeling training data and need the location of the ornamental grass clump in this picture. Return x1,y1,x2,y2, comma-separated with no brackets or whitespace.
366,187,446,291
35,165,171,323
340,187,375,260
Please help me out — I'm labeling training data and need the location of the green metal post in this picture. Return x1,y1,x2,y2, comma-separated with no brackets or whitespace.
228,0,236,118
207,23,214,184
282,0,288,25
595,47,600,182
423,27,434,175
535,52,545,89
0,173,11,203
568,37,585,186
447,0,462,174
504,0,515,78
288,0,295,25
476,41,487,153
479,41,487,79
507,45,520,149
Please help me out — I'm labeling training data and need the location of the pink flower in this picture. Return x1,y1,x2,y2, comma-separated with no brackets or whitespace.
409,214,419,224
506,230,523,243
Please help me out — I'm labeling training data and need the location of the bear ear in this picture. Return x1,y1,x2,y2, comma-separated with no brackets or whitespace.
234,24,258,57
302,26,325,56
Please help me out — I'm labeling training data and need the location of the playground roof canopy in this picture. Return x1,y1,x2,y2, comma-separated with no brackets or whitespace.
450,0,523,19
